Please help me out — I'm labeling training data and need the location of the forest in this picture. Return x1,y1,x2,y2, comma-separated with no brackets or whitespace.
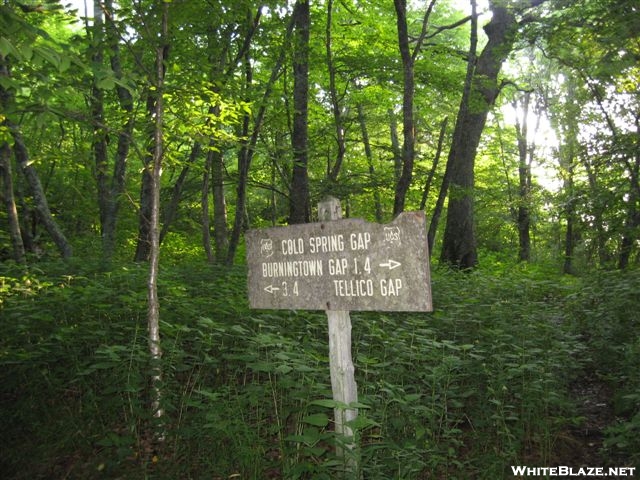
1,0,639,478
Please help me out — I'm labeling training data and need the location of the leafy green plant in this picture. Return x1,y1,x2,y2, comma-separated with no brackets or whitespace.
1,259,636,478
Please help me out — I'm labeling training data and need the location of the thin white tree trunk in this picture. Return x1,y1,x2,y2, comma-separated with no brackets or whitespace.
147,0,169,433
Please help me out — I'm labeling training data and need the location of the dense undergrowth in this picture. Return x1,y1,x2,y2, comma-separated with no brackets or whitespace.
1,258,638,479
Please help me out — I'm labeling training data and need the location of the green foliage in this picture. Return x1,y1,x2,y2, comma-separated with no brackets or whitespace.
4,259,635,478
565,268,640,463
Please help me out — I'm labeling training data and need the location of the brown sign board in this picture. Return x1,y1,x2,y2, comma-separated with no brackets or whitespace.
245,211,432,312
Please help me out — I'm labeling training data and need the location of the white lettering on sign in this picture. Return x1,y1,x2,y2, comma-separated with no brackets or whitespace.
264,281,300,296
309,234,345,253
352,257,371,275
380,278,402,296
281,238,304,255
349,232,371,250
333,279,374,297
262,259,323,277
328,258,349,275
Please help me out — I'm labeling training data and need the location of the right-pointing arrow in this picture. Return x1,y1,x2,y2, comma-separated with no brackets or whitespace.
379,259,401,270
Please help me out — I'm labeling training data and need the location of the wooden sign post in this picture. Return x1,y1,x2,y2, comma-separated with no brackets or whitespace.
245,196,433,475
318,197,359,468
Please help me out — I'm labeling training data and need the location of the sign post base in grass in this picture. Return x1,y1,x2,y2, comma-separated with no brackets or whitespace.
319,197,359,474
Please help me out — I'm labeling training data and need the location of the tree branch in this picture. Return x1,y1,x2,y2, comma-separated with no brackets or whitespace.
412,0,436,62
425,15,472,40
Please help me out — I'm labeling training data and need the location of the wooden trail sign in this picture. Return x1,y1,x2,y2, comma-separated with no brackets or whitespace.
245,198,433,474
246,210,433,312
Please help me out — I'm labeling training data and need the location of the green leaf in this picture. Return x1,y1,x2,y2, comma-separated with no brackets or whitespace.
0,75,19,91
404,393,422,402
0,37,21,59
97,76,115,90
345,415,380,431
285,432,321,446
302,413,329,427
310,399,343,409
34,46,60,69
275,364,293,374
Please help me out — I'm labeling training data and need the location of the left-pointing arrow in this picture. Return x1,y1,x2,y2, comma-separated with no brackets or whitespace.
264,285,280,294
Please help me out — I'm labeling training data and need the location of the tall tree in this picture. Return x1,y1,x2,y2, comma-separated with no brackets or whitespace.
431,0,478,259
88,0,110,255
392,0,436,216
134,92,159,262
325,0,346,183
357,103,383,222
146,0,169,433
512,91,538,262
289,0,310,224
0,126,25,264
441,0,545,268
0,48,26,264
101,0,135,261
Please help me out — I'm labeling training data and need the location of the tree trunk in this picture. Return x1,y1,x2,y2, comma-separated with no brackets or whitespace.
102,0,135,261
199,9,260,263
431,0,477,260
289,0,311,224
392,0,436,216
227,59,253,265
514,92,533,262
134,94,158,262
0,53,26,263
15,182,36,254
357,103,383,223
159,142,201,244
12,127,73,259
147,0,169,434
12,131,72,259
554,78,580,274
326,0,346,182
428,165,450,256
563,172,576,275
210,146,229,263
89,0,110,245
0,141,26,263
420,116,448,211
388,109,402,185
392,0,416,216
585,75,640,269
618,144,640,269
442,0,516,269
583,159,610,266
201,151,214,263
560,131,578,275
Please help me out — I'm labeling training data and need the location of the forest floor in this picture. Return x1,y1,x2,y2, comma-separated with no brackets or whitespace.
557,371,616,477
